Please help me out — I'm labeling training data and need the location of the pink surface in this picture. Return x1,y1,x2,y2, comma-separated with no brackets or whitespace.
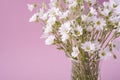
0,0,120,80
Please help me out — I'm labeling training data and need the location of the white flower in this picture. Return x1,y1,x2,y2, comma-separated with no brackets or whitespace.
68,1,77,9
118,26,120,32
81,15,94,23
114,5,120,14
113,0,120,5
44,16,56,34
81,41,96,52
103,2,109,9
47,16,56,26
101,8,110,16
59,21,71,34
59,21,71,42
109,13,120,23
59,10,69,19
81,15,87,22
72,25,83,36
61,33,69,42
94,18,106,31
91,0,97,5
99,48,112,60
66,0,75,4
27,4,36,12
49,0,58,7
86,26,93,32
90,7,97,15
48,7,61,16
103,0,117,10
50,0,57,3
82,15,96,23
44,24,52,34
109,0,117,9
38,8,48,21
45,35,55,45
39,8,44,16
29,13,39,22
85,0,97,5
112,39,120,51
66,0,77,9
71,46,79,58
40,12,48,21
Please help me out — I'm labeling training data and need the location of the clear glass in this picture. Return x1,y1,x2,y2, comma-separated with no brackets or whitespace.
71,53,100,80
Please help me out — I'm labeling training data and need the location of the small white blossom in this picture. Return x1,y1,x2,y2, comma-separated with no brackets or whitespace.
81,41,96,52
66,0,75,4
29,13,39,22
113,0,120,5
103,0,117,10
109,0,117,9
61,33,69,42
85,0,97,5
71,46,79,58
66,0,77,9
81,15,94,23
112,39,120,51
101,8,110,16
114,5,120,14
81,15,87,22
72,25,83,36
59,21,71,42
118,27,120,32
99,48,112,60
59,10,69,19
45,35,55,45
90,7,97,15
86,26,93,32
38,8,48,21
48,7,61,16
94,18,106,31
44,24,52,34
59,21,71,34
27,4,36,12
47,16,56,26
109,14,120,23
40,12,48,21
49,0,58,7
68,1,77,9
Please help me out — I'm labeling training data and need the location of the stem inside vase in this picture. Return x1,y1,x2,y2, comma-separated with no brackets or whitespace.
71,53,100,80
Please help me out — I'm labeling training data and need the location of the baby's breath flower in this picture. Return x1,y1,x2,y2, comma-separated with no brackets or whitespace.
94,18,106,31
81,15,87,22
90,7,97,16
29,13,39,22
44,24,52,34
81,41,96,53
59,21,71,42
71,46,79,58
27,4,37,12
45,35,55,45
72,25,83,37
47,16,56,26
59,10,70,19
48,7,61,16
99,48,112,60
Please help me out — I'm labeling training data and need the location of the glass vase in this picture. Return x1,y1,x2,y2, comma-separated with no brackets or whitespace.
71,52,100,80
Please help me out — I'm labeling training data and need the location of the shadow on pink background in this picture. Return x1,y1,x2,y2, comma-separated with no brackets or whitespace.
0,0,120,80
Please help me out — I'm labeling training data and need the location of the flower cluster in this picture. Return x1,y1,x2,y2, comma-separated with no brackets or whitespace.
28,0,120,61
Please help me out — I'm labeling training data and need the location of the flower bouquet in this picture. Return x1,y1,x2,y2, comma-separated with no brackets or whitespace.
28,0,120,80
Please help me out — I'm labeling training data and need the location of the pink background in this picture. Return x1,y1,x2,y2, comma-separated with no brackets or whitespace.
0,0,120,80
